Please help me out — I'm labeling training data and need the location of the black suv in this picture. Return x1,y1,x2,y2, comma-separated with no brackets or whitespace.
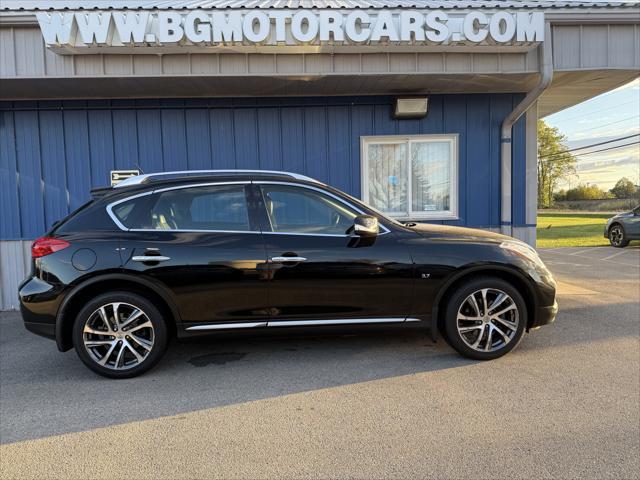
19,170,557,378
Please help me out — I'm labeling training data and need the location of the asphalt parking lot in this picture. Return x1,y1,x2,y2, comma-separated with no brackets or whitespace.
1,246,638,479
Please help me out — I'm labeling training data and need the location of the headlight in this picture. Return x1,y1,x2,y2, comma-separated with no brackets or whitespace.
500,241,546,268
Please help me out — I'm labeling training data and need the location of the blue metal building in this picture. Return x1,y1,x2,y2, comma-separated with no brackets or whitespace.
0,94,526,239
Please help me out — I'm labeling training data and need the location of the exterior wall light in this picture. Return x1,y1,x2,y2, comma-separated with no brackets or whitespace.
393,97,429,119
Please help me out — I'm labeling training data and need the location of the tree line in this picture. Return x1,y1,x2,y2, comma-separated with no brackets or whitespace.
537,120,639,207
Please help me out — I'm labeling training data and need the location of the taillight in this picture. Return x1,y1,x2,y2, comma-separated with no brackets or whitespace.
31,237,70,259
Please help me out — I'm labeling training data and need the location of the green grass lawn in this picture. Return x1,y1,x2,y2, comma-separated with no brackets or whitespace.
536,213,612,248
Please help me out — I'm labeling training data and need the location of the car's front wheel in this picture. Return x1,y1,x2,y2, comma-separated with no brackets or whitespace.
608,224,629,248
72,292,168,378
443,277,527,360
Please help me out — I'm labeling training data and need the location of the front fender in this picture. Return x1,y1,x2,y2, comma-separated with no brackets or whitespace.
429,262,541,338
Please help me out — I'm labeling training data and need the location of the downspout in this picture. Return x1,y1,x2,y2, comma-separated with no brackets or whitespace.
501,22,553,236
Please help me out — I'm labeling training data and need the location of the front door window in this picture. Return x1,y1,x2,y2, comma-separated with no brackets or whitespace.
260,184,357,236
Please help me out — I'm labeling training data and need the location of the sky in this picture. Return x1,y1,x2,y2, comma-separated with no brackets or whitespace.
544,78,640,191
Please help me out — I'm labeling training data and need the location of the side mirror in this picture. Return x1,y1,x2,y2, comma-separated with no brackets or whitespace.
353,215,379,237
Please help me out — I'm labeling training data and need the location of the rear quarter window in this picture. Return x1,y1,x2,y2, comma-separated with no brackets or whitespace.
54,201,117,233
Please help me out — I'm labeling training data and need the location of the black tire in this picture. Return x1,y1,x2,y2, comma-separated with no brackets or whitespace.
608,223,629,248
442,277,527,360
72,291,168,379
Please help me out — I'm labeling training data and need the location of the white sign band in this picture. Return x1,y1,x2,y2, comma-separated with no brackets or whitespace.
36,9,545,52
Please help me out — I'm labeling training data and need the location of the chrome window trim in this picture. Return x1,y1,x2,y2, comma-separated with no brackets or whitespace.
255,181,391,237
184,318,421,331
106,190,157,232
263,231,364,238
114,169,321,188
106,181,253,233
106,179,391,237
128,229,263,234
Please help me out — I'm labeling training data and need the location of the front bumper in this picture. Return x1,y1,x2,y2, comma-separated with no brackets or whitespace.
532,300,558,329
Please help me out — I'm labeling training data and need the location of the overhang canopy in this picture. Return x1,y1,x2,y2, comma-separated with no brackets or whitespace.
0,0,638,117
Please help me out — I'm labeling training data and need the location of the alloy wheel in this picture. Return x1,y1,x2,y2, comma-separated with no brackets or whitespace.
456,288,520,352
609,226,624,246
82,302,155,370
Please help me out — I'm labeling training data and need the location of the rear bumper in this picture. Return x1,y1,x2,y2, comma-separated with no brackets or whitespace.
532,300,558,329
19,276,61,344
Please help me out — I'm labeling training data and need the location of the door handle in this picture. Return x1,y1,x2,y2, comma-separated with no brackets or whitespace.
270,256,307,263
132,255,171,262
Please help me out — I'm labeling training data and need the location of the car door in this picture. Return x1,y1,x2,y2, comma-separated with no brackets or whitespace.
628,207,640,237
253,182,414,325
109,182,270,327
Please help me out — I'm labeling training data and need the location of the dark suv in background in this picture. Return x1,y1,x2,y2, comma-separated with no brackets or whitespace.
19,170,557,378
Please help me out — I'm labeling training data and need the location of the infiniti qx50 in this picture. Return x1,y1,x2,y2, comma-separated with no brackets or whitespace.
20,170,557,378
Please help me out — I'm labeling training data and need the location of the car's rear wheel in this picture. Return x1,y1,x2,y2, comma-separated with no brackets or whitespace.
72,292,168,378
608,224,629,248
443,277,527,360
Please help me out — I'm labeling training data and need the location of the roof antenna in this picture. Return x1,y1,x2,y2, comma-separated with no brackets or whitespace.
135,162,145,175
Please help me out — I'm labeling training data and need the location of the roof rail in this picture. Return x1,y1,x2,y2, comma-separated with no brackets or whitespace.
113,169,321,188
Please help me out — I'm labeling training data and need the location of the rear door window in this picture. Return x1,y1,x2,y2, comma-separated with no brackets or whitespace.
110,184,252,232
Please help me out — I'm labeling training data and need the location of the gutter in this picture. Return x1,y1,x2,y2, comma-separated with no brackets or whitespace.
500,22,553,237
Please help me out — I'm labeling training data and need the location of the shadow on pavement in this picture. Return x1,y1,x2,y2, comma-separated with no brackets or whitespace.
1,290,638,444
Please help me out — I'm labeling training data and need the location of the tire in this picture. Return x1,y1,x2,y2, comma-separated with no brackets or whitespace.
442,277,527,361
608,224,629,248
72,291,168,378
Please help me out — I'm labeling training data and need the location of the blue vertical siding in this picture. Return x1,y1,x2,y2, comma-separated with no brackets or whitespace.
466,95,492,228
13,109,46,238
0,95,527,240
184,109,211,170
0,111,20,239
257,108,282,171
350,105,374,198
304,106,329,183
62,109,92,212
39,110,68,229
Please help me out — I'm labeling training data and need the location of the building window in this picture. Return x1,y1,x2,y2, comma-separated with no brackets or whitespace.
361,135,458,220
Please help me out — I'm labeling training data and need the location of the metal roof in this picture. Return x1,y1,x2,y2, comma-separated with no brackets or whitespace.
2,0,638,10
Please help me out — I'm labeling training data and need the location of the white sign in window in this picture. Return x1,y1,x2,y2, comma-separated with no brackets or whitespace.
361,135,458,220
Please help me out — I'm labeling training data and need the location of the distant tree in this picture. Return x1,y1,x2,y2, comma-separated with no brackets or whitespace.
564,184,611,201
537,120,577,208
554,189,567,202
609,177,638,199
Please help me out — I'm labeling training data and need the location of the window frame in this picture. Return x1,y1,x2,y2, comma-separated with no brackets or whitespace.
254,181,391,237
106,181,259,234
360,134,459,221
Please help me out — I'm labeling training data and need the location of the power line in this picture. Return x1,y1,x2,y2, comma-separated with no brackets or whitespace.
579,115,640,132
540,141,640,163
549,101,637,124
573,141,638,157
538,133,639,159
